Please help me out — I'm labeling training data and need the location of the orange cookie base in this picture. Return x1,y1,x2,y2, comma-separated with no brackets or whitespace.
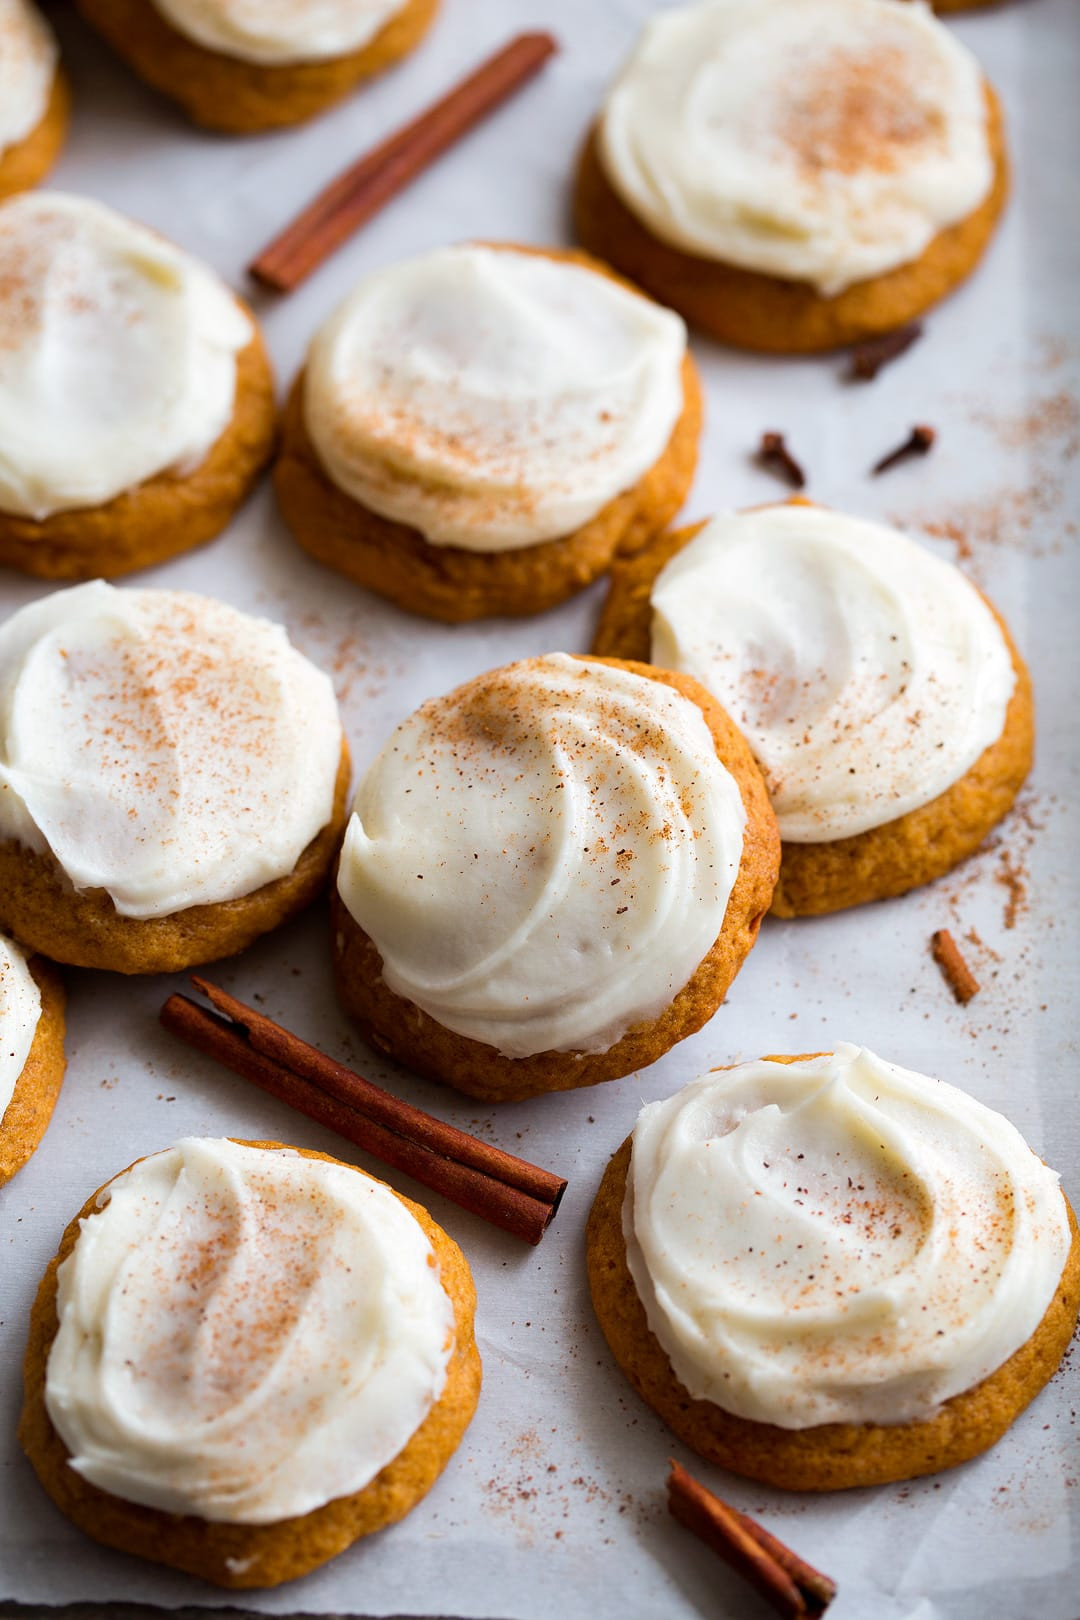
593,518,1033,916
0,743,351,974
573,84,1009,353
0,957,65,1187
587,1129,1080,1491
74,0,439,133
0,71,70,200
20,1140,481,1588
0,323,276,581
274,245,702,624
332,659,779,1101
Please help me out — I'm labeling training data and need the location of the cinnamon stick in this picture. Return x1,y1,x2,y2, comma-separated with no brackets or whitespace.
849,323,922,381
249,31,558,292
931,928,980,1005
160,979,566,1245
667,1462,836,1619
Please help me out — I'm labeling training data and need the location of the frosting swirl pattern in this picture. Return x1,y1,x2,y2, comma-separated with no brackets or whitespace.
650,504,1016,842
0,0,56,156
337,654,746,1058
304,245,687,552
152,0,410,64
0,581,343,918
45,1139,455,1523
0,930,39,1117
625,1046,1072,1429
0,193,252,520
598,0,994,296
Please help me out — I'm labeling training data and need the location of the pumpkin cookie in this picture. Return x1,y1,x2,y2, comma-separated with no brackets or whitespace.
333,653,779,1101
574,0,1008,352
274,243,701,623
0,582,350,973
588,1047,1080,1491
0,1,68,199
21,1137,481,1587
593,503,1031,916
74,0,438,133
0,938,64,1187
0,193,275,581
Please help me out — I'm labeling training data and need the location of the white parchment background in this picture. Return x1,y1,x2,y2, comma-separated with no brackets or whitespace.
1,1,1078,1616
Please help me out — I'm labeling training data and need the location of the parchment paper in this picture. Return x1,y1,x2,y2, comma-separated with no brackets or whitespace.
1,2,1078,1616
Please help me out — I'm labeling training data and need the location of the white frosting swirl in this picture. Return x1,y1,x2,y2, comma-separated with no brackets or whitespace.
650,505,1016,842
0,193,252,520
625,1046,1072,1429
304,245,687,552
45,1139,456,1524
0,0,56,156
337,654,746,1059
0,930,40,1119
152,0,409,64
0,582,343,918
598,0,994,296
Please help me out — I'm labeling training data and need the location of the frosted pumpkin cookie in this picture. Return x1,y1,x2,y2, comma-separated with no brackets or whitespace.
75,0,438,133
0,934,64,1186
593,503,1031,916
332,654,779,1102
0,581,350,974
0,0,68,199
274,244,701,623
0,193,274,580
20,1137,480,1587
574,0,1008,352
588,1046,1080,1491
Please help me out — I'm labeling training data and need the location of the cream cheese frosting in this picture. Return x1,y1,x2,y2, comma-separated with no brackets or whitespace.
0,930,40,1119
0,581,343,918
151,0,410,65
624,1046,1072,1430
303,244,687,552
0,193,252,520
649,505,1016,843
597,0,995,296
0,0,57,156
337,654,746,1059
45,1139,455,1524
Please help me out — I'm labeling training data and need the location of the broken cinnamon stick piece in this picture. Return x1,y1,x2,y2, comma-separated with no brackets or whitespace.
931,929,980,1004
849,323,923,381
667,1462,836,1619
758,431,806,489
249,31,558,292
871,423,936,476
160,978,566,1244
